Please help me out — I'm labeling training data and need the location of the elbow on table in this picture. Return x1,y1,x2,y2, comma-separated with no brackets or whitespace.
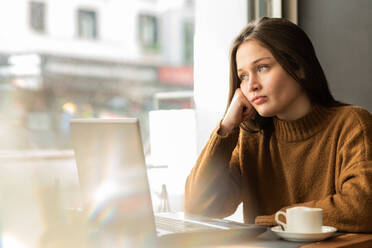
353,214,372,233
184,195,238,219
336,210,372,233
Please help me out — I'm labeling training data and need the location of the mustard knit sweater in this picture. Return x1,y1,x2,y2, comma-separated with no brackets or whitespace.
185,105,372,233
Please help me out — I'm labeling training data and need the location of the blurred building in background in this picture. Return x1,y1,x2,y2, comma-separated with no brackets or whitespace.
0,0,194,150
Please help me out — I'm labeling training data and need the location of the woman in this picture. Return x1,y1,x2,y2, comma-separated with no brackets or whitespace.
185,17,372,233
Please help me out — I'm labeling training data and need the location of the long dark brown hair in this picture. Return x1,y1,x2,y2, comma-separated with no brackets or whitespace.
228,17,343,130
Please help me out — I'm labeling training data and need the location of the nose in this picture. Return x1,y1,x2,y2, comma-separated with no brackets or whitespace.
241,73,261,93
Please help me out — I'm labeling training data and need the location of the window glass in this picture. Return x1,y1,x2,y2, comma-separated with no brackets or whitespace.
78,9,98,39
258,0,270,17
139,14,159,51
0,1,194,152
1,1,196,244
183,21,194,65
248,0,281,21
30,1,46,32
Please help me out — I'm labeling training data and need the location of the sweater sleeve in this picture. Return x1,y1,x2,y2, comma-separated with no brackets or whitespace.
184,122,242,218
255,108,372,233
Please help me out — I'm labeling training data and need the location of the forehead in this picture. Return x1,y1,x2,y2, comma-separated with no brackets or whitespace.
236,40,273,67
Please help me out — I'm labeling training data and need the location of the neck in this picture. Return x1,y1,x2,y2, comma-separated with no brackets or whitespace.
276,93,312,121
273,104,333,142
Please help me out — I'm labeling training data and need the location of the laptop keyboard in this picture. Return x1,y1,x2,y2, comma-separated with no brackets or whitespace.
155,216,216,233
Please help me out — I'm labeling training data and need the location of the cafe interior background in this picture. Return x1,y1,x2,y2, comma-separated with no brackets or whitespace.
0,0,370,247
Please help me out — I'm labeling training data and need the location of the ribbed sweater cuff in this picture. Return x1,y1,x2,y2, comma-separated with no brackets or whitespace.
215,120,240,138
211,121,240,147
255,214,276,226
200,121,240,162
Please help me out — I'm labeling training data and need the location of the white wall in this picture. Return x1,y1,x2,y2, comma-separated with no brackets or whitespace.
194,0,248,151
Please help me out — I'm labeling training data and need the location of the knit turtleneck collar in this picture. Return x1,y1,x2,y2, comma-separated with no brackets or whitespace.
273,104,333,142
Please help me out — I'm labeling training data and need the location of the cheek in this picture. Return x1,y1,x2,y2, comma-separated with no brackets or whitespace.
267,72,292,95
240,81,250,98
271,79,301,104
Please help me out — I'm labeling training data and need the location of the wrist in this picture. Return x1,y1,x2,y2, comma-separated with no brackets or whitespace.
219,121,235,136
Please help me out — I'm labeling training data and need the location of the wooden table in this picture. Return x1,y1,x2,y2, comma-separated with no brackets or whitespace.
205,229,372,248
300,233,372,248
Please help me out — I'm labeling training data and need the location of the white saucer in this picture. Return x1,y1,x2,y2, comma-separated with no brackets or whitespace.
271,226,337,242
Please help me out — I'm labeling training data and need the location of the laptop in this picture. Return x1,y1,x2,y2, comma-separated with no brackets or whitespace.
70,118,266,247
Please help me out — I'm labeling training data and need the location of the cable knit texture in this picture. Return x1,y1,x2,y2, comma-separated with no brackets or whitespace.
185,105,372,232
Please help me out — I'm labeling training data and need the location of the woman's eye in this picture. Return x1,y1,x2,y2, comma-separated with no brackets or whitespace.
258,65,269,72
240,74,248,80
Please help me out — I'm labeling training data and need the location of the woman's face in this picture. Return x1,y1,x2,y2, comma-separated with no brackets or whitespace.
236,39,311,120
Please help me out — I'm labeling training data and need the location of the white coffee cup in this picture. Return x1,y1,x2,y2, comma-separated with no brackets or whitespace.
275,206,323,233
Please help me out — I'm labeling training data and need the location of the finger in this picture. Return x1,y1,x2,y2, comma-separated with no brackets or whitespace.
243,106,256,120
236,89,252,108
243,113,256,122
236,88,250,104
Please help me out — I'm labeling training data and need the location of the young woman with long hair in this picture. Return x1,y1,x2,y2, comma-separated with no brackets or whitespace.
185,17,372,232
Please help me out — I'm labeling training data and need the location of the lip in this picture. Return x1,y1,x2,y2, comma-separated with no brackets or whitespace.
251,96,267,105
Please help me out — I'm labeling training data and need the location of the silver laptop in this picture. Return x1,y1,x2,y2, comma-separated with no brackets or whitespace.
70,118,266,247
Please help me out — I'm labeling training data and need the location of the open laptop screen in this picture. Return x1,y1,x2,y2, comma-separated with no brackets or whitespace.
70,118,157,247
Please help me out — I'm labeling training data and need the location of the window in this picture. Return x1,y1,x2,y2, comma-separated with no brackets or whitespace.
258,0,272,17
77,9,98,39
30,1,46,33
183,21,194,65
1,0,196,242
186,0,194,7
248,0,282,21
138,14,159,51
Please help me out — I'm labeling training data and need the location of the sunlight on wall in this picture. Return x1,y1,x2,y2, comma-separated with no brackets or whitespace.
149,109,197,173
1,233,27,248
148,109,197,211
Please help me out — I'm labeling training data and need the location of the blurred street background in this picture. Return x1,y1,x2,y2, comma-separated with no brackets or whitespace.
0,0,195,151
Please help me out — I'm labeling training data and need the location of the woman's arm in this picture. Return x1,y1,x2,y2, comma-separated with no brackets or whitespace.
255,160,372,232
256,107,372,233
184,123,242,218
185,88,254,217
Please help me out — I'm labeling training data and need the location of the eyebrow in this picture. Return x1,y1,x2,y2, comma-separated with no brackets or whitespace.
237,56,272,72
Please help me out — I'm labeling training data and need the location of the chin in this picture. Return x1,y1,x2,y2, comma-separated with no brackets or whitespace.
256,107,277,117
258,112,275,117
